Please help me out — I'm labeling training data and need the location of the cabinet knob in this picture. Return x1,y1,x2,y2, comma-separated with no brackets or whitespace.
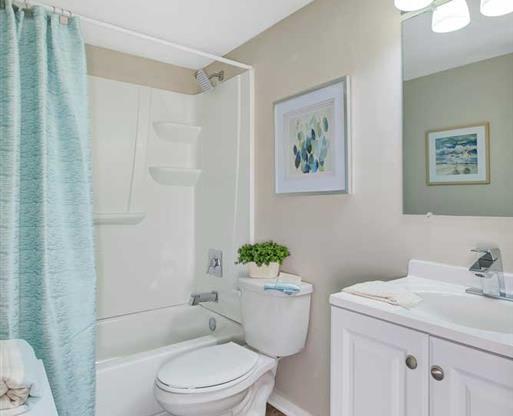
405,355,417,370
431,365,444,381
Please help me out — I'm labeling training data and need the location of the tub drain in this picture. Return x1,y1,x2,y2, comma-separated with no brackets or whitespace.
209,317,217,332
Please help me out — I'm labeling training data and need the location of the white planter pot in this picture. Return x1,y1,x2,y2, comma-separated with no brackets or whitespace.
247,262,280,279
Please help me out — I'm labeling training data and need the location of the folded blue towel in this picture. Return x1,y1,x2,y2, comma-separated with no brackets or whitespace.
264,283,301,295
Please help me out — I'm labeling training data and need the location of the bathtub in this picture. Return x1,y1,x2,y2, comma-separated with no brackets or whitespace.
95,304,244,416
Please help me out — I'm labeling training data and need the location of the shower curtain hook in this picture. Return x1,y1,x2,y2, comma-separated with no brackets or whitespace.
23,0,33,16
59,6,69,25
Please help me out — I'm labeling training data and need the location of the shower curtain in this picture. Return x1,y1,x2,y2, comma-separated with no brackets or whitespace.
0,2,96,415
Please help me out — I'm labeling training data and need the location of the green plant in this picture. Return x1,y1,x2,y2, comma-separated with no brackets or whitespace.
237,241,290,266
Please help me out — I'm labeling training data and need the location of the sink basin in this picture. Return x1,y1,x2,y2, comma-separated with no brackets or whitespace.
412,292,513,334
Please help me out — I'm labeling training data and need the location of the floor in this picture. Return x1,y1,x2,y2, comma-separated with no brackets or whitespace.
266,404,286,416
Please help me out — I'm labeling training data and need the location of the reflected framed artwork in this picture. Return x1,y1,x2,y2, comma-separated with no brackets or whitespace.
426,123,490,185
274,77,350,194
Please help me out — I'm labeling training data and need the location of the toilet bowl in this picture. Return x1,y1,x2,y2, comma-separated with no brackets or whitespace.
154,278,313,416
154,342,277,416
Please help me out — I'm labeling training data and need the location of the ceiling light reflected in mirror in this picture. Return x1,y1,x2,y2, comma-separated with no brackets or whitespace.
397,0,513,33
480,0,513,16
432,0,470,32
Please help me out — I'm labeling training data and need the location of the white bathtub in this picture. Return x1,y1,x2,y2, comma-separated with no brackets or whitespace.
95,304,243,416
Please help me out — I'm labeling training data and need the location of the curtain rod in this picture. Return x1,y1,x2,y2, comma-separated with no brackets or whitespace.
15,0,252,70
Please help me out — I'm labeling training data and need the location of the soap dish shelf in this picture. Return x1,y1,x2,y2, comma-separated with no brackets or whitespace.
94,212,146,225
149,166,201,186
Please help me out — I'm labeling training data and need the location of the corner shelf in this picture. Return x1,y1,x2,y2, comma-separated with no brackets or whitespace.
152,121,202,144
94,212,146,225
149,166,201,186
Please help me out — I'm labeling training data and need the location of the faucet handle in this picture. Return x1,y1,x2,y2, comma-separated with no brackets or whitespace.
189,293,200,305
471,248,501,261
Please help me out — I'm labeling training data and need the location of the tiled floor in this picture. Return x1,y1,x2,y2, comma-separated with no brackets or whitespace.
266,404,286,416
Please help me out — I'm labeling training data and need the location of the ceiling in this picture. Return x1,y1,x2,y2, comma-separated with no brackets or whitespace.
403,0,513,80
41,0,314,69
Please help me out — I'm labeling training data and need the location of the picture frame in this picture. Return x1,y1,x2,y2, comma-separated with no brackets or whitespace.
274,76,350,195
426,123,490,186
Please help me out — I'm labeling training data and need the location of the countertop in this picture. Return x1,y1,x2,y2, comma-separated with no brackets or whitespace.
330,260,513,358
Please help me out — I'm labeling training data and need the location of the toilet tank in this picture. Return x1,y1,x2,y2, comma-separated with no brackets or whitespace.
238,278,313,357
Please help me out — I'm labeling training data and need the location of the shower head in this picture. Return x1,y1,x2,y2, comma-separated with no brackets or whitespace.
194,69,213,92
194,69,225,92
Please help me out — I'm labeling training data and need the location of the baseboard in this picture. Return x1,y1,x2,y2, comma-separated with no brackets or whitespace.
268,390,313,416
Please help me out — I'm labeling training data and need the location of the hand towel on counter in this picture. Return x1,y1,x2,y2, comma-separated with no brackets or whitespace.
0,340,43,411
343,281,422,308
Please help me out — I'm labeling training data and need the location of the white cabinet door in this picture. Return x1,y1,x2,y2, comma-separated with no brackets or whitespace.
430,337,513,416
331,307,429,416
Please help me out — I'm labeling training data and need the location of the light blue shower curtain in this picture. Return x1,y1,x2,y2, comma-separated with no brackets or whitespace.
0,2,96,415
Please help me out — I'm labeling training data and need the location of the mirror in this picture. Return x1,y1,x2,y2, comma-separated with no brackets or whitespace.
402,0,513,216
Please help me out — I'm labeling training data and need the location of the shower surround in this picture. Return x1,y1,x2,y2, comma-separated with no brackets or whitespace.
91,71,252,414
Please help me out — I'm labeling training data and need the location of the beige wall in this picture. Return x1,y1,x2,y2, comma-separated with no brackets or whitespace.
404,53,513,216
223,0,513,414
86,45,200,94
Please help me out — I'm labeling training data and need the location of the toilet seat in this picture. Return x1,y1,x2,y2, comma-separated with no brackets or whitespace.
156,342,259,394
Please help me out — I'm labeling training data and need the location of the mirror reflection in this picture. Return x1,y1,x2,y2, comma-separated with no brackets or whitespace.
402,0,513,216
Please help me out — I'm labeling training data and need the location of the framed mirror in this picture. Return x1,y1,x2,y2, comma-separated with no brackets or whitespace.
402,0,513,216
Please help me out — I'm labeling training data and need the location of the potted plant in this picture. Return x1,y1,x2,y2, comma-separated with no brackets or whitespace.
237,241,290,278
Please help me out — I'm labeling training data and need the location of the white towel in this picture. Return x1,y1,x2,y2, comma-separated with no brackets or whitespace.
0,403,29,416
0,340,43,411
0,361,47,416
343,281,422,308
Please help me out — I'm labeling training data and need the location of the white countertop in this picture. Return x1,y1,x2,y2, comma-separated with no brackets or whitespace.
330,260,513,359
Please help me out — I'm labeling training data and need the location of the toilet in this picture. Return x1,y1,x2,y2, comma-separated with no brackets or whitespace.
154,278,313,416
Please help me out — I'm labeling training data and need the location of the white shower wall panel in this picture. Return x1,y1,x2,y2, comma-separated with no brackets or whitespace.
91,73,251,321
144,88,199,171
89,76,141,214
193,72,252,322
95,185,194,319
91,77,196,319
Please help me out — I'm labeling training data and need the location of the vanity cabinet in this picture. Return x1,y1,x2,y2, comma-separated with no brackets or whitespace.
430,337,513,416
331,307,513,416
331,308,429,416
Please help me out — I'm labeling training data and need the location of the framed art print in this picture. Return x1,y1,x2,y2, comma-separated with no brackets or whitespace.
274,76,350,194
426,123,490,185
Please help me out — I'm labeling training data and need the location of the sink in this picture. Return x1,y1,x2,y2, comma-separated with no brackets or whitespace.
412,292,513,334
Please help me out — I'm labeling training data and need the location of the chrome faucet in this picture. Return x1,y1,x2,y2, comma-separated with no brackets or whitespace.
189,291,219,306
466,248,512,301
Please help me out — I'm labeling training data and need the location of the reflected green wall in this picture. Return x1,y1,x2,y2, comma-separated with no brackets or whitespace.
403,53,513,216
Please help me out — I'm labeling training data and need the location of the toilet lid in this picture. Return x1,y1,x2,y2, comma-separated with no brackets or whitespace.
157,342,259,391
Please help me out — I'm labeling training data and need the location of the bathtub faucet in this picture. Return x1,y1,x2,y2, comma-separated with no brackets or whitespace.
189,291,219,306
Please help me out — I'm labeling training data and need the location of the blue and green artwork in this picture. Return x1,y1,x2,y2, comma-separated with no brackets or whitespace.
290,110,331,175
